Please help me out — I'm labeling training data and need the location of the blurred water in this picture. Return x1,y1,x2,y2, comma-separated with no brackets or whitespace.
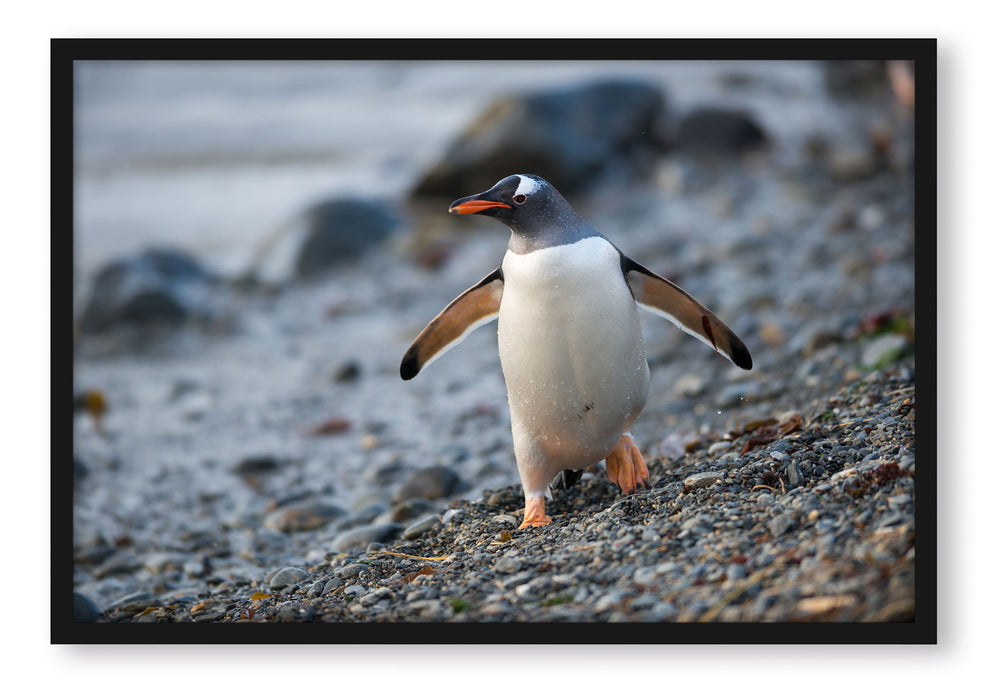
73,60,837,284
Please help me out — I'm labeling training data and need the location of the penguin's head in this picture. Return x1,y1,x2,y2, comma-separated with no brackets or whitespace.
448,174,580,239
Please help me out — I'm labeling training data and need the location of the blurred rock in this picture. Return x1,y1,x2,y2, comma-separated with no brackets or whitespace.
245,196,402,285
333,360,362,383
335,500,389,530
231,455,283,477
821,61,890,100
411,79,668,198
394,465,466,503
295,198,401,278
365,460,407,488
672,373,707,399
861,333,910,369
389,497,435,523
263,499,346,533
329,523,403,552
73,591,102,623
73,456,89,481
268,566,310,589
78,248,218,334
401,513,441,540
106,591,162,616
674,107,768,158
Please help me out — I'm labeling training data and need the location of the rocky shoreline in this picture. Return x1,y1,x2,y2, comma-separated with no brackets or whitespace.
70,60,919,630
83,358,915,626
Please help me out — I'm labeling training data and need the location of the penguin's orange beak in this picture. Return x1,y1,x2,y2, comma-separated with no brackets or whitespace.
448,199,512,215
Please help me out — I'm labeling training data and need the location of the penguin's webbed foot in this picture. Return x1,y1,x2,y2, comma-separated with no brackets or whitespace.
519,495,552,529
605,434,649,494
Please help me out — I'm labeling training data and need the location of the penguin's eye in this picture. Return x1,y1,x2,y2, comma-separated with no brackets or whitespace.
513,194,527,204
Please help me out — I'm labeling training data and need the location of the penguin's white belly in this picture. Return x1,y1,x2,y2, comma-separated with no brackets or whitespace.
498,237,650,474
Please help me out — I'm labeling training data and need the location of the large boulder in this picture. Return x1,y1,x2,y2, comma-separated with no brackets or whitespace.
411,79,668,199
78,248,218,334
674,107,769,158
245,196,402,285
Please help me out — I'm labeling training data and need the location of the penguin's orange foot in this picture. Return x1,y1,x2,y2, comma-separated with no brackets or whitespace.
519,496,552,529
605,434,650,494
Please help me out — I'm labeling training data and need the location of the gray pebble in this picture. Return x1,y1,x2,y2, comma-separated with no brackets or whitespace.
390,498,435,523
93,551,141,579
861,333,909,368
264,500,345,533
330,523,403,552
768,512,797,538
683,471,723,493
491,513,520,528
494,556,522,574
644,601,677,621
359,588,389,606
337,563,370,580
402,513,441,540
786,461,803,486
269,567,310,589
73,592,102,622
681,515,714,535
107,591,161,615
592,591,626,613
395,465,464,502
726,563,748,581
441,509,464,524
708,441,733,455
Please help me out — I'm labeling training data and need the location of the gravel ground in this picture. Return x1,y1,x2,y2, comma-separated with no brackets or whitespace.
87,359,916,626
68,60,922,632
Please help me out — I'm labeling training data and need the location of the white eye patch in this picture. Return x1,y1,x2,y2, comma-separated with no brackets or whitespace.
513,175,543,198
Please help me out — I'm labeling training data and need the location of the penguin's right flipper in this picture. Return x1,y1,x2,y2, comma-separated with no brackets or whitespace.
621,254,753,371
400,268,504,380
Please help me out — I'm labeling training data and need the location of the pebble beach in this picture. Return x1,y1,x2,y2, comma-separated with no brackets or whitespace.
68,58,922,631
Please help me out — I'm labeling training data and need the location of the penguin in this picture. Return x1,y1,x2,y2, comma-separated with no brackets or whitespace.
401,174,752,529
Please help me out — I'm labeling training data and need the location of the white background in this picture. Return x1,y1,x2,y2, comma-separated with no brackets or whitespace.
3,2,972,697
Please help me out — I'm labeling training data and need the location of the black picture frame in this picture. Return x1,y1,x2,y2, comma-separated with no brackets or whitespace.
54,37,936,645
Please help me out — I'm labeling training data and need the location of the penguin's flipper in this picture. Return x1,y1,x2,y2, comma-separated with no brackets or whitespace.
400,267,504,380
621,254,753,370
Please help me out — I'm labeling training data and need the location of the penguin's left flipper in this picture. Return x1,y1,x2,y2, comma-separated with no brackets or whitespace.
622,254,753,371
400,267,504,380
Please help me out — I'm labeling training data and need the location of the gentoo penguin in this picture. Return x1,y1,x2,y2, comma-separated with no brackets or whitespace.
401,174,752,529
